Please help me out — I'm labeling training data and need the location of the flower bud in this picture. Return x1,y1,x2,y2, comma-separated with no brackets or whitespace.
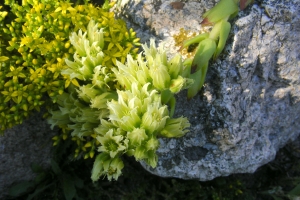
127,128,148,147
169,76,185,94
167,54,183,79
160,117,190,138
106,156,124,181
150,65,171,90
91,153,111,181
141,104,169,134
145,150,158,168
145,137,159,151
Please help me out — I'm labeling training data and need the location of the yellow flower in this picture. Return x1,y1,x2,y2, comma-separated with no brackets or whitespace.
105,27,124,51
13,85,29,104
1,90,18,103
55,2,76,15
29,68,46,82
46,58,67,80
6,66,26,81
103,47,120,67
114,46,131,64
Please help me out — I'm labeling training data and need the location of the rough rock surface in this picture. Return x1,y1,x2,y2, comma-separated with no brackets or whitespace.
118,0,300,180
0,111,55,199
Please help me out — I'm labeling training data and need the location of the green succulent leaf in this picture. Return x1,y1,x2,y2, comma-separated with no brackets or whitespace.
201,0,239,25
192,38,217,71
62,174,76,200
187,62,208,99
183,33,209,48
9,181,35,197
213,20,231,59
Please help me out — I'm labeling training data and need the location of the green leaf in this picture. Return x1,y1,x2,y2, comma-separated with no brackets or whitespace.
34,172,47,184
187,62,208,99
0,56,9,62
30,163,44,173
50,159,62,175
201,0,239,25
270,195,283,200
62,174,76,200
73,175,84,189
192,38,216,71
183,33,209,48
288,183,300,196
213,20,231,59
27,183,54,200
9,181,35,197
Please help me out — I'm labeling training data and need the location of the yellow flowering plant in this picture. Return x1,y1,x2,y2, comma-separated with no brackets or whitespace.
0,0,139,134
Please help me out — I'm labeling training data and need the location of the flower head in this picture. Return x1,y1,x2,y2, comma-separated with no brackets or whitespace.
127,128,148,147
97,129,128,158
160,117,190,138
91,153,124,181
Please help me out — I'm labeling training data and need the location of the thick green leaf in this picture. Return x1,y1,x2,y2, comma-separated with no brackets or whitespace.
62,174,76,200
27,183,54,200
51,159,62,175
9,181,35,197
192,38,216,73
73,175,84,189
214,20,231,59
288,183,300,196
187,62,209,99
183,33,209,48
201,0,238,25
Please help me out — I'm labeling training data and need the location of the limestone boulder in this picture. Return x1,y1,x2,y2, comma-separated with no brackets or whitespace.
0,111,55,199
118,0,300,180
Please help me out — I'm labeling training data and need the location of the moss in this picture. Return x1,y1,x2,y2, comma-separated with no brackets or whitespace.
172,28,198,58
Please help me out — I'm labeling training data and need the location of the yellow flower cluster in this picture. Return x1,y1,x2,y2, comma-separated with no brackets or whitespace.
0,0,139,133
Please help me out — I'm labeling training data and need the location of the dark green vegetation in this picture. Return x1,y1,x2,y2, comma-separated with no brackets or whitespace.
8,136,300,200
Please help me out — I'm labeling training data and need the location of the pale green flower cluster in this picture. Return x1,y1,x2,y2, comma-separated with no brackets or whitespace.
91,41,193,181
114,39,194,116
62,20,107,84
48,20,122,159
48,20,192,181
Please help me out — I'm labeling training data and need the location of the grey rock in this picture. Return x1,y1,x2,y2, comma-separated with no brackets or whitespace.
118,0,300,180
0,111,55,199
